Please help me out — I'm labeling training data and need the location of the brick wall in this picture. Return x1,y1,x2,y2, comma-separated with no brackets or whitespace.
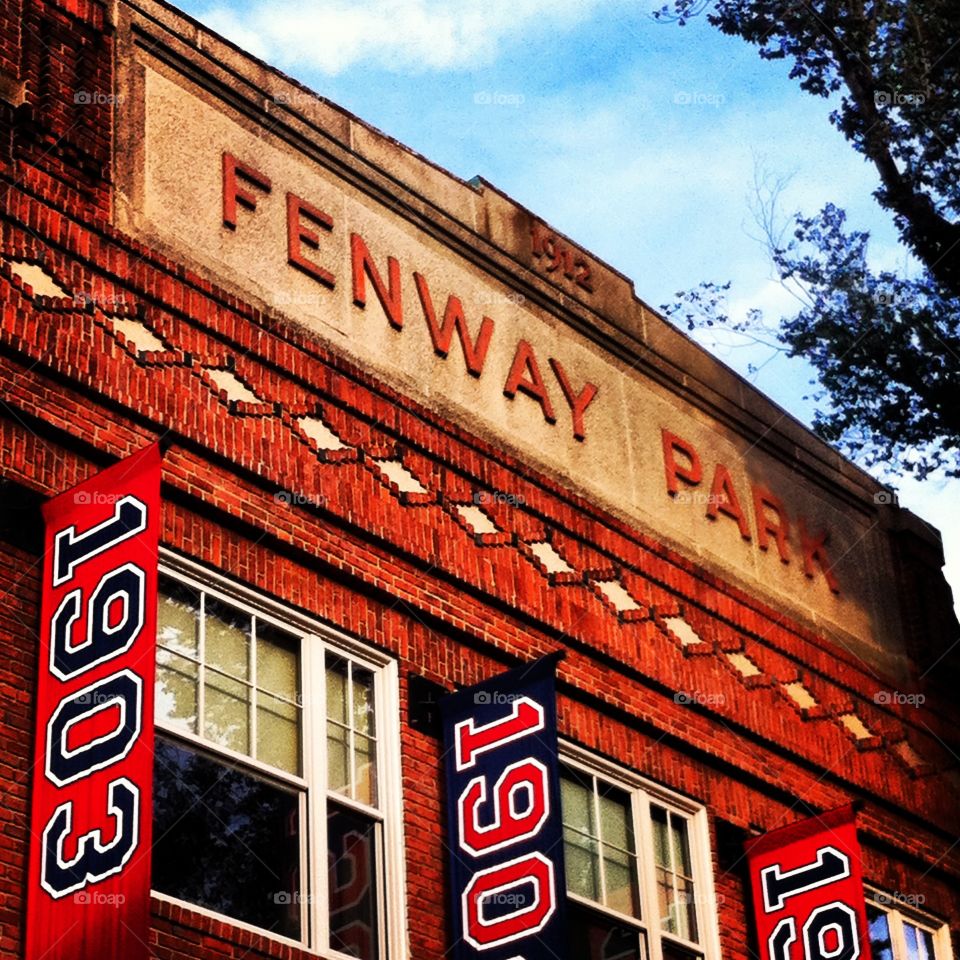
0,1,958,958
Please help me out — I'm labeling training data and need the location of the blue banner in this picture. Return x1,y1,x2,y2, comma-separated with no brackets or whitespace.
441,653,567,960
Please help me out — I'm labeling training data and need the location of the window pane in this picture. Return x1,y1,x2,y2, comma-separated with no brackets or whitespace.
354,732,377,806
657,866,677,934
257,692,301,775
206,597,251,680
204,669,250,754
670,816,693,876
565,826,601,901
257,624,299,702
867,905,894,960
328,802,379,960
328,722,350,795
156,648,198,734
327,656,348,724
661,940,703,960
604,846,640,918
352,666,376,735
651,805,670,867
152,738,301,940
599,786,634,852
561,772,595,836
904,922,935,960
158,579,200,657
674,875,698,942
567,899,644,960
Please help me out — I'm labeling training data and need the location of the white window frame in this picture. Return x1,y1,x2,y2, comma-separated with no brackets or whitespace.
560,742,722,960
153,549,408,960
865,886,954,960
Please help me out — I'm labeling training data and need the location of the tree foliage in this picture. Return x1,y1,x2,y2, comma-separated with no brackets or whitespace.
656,0,960,478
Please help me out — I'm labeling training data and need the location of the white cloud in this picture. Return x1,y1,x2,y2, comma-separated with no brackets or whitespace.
201,0,599,75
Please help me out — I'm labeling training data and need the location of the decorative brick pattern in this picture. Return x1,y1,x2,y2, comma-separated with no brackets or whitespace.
0,5,958,958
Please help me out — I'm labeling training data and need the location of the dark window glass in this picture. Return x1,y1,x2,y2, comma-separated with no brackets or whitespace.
328,802,379,959
867,905,895,960
568,899,645,960
152,737,301,939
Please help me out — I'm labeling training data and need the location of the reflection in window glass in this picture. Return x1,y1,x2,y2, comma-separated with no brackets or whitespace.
327,656,378,805
328,803,379,960
152,738,301,940
651,805,697,943
868,905,895,960
568,899,645,960
155,575,385,953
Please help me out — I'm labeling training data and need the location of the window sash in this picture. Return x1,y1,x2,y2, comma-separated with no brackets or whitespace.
560,747,718,960
154,558,403,957
866,890,953,960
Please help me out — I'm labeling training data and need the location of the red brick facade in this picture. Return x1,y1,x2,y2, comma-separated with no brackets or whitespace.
0,1,958,958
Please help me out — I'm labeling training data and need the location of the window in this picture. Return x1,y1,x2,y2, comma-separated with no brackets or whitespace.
152,558,404,958
867,890,953,960
561,748,719,960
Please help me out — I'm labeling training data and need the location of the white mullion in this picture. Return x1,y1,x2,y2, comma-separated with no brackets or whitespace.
308,639,329,951
377,658,406,960
889,907,909,960
347,661,357,802
197,591,206,738
667,811,681,939
250,617,258,763
592,776,607,907
639,793,664,960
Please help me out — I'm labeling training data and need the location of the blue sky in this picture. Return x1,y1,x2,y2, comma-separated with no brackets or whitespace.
172,0,958,601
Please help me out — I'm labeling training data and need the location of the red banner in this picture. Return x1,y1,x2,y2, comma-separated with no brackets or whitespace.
25,444,161,960
746,805,868,960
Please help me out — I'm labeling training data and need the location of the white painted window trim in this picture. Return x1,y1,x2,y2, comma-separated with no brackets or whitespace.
865,886,954,960
155,548,408,960
560,741,722,960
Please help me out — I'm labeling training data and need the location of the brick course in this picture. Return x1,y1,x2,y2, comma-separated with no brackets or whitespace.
0,1,957,958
